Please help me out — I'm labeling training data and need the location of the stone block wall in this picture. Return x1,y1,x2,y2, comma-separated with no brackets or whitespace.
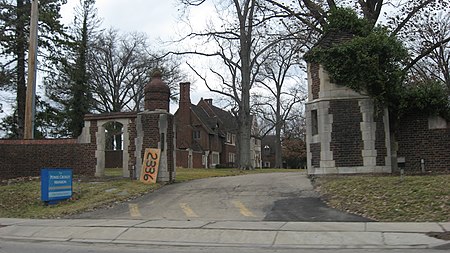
396,114,450,173
0,139,96,180
306,98,391,174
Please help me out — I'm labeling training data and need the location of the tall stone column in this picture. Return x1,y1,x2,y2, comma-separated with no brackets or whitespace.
135,71,176,182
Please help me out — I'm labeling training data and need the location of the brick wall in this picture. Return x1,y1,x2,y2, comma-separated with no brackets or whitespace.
176,149,203,168
128,118,137,177
222,143,237,167
140,114,161,159
0,139,96,180
310,143,321,168
310,63,320,100
144,75,170,112
176,82,192,150
138,113,175,175
375,114,387,166
396,114,450,173
167,115,175,172
176,149,188,168
192,152,203,168
329,100,364,167
105,150,123,168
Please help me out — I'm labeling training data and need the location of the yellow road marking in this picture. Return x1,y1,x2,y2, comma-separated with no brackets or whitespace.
180,203,199,218
232,200,256,217
129,204,142,217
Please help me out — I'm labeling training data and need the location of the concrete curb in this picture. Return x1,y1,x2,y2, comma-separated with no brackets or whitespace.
0,219,448,249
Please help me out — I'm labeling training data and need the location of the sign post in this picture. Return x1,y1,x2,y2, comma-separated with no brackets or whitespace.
41,168,73,204
140,148,160,184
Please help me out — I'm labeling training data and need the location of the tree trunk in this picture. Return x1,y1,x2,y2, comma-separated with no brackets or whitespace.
239,57,252,169
274,84,283,168
236,0,254,170
15,0,26,139
275,120,283,168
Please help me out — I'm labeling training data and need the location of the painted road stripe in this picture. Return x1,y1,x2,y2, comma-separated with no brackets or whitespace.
129,204,142,217
180,203,199,218
232,200,256,217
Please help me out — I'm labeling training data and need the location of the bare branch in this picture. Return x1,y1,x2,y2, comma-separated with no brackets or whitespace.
404,36,450,72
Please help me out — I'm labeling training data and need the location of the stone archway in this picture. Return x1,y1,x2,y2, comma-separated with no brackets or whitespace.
104,121,124,172
95,118,131,178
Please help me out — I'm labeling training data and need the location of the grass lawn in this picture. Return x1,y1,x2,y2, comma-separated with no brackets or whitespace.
175,168,302,182
0,177,161,218
316,174,450,222
0,168,300,218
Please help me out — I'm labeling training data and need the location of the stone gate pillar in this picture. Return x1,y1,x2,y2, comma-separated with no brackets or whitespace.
135,71,176,182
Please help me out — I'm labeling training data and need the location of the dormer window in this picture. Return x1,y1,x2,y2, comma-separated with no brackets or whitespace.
227,133,236,145
193,130,201,139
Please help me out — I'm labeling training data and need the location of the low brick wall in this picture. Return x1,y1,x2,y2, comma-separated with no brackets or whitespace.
396,114,450,173
176,149,203,168
0,139,96,180
105,150,123,168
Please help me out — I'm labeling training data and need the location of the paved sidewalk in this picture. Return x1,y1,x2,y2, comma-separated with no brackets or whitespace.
0,218,449,249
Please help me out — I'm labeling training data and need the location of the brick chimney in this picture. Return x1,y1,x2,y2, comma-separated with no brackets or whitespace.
144,70,170,112
177,82,192,149
199,98,215,117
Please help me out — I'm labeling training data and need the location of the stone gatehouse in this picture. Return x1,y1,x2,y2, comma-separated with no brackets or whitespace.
305,62,450,175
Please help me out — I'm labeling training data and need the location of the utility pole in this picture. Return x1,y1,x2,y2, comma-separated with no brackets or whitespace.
24,0,39,139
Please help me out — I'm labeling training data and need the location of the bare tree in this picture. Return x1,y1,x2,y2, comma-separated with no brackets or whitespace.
253,39,307,168
407,11,450,93
88,29,151,113
265,0,450,75
88,29,185,113
179,0,295,169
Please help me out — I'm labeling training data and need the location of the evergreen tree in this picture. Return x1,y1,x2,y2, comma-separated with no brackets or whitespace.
0,0,66,138
46,0,100,137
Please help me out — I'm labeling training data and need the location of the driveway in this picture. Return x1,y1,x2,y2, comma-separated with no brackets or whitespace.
72,172,370,222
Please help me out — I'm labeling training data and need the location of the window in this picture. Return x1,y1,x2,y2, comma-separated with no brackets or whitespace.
264,161,270,168
212,153,220,165
311,110,318,136
264,145,270,155
226,133,236,145
193,130,201,139
202,155,206,165
228,153,235,163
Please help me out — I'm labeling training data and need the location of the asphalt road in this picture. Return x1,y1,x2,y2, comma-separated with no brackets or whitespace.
71,172,370,222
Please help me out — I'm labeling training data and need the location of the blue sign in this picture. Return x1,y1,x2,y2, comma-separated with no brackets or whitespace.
41,168,73,204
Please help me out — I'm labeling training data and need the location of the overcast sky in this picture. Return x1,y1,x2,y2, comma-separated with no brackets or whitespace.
0,0,224,123
62,0,183,41
60,0,219,111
